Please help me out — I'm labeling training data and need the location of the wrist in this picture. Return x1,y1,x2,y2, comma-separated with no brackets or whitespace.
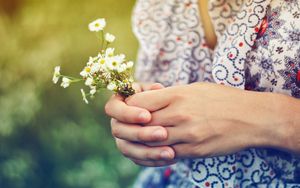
255,92,300,153
246,92,293,150
275,94,300,153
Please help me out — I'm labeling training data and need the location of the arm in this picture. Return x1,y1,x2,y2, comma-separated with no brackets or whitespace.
121,83,300,163
270,92,300,154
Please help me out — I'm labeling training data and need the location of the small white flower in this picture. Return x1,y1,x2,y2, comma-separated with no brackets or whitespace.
98,58,107,68
128,77,134,83
88,18,106,32
107,82,117,91
87,56,97,66
107,58,120,71
90,63,101,74
90,86,97,95
105,48,115,57
52,66,61,84
105,33,116,43
126,61,134,69
85,77,94,86
117,54,126,61
102,72,111,80
117,64,127,73
107,54,126,71
80,89,89,104
80,67,91,77
61,77,71,88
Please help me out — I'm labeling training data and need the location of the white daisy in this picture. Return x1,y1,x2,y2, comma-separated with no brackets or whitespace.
85,77,94,86
90,63,101,74
88,18,106,32
52,66,61,84
90,86,97,95
117,64,127,73
106,58,120,71
105,33,116,43
98,58,107,68
61,77,71,88
80,89,89,104
126,61,134,69
80,67,91,77
107,82,117,91
87,56,97,66
105,48,115,57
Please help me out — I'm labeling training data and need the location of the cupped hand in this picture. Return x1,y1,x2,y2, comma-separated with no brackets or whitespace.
125,82,279,160
105,83,177,166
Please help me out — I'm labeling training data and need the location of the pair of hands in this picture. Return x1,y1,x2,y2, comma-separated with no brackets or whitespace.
105,82,282,167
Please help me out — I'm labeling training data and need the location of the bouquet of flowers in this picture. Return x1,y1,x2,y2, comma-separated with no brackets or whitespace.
52,18,135,104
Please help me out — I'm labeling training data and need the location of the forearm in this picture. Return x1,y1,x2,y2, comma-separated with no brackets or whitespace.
274,93,300,154
250,91,300,154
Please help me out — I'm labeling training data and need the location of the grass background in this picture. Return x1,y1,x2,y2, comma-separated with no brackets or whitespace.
0,0,140,187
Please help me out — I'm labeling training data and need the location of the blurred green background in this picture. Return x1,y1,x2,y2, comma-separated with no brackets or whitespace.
0,0,140,187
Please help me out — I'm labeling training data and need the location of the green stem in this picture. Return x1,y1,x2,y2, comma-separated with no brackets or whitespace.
104,42,109,50
100,30,104,51
60,75,83,81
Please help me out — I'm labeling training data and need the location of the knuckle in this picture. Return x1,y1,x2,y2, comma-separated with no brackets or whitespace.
115,139,122,149
172,92,185,101
174,111,192,123
104,102,111,115
110,118,116,125
111,125,120,138
121,150,129,158
125,95,140,107
150,83,164,90
137,129,147,142
118,142,129,157
194,145,210,158
190,145,200,158
185,128,197,141
125,96,134,106
144,151,155,160
115,107,129,122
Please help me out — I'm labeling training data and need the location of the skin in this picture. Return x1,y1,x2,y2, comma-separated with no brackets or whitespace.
104,1,300,167
106,82,300,166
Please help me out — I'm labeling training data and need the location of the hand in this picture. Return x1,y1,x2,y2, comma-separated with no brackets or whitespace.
105,83,177,167
125,82,285,160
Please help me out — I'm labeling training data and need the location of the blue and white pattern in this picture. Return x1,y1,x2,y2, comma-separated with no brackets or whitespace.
132,0,300,187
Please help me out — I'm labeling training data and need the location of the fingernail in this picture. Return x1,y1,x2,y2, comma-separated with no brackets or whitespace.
152,129,166,139
138,111,150,121
160,150,173,160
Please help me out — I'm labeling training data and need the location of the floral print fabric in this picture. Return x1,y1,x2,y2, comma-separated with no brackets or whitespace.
132,0,300,187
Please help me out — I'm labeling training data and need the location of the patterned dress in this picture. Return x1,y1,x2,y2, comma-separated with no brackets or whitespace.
132,0,300,187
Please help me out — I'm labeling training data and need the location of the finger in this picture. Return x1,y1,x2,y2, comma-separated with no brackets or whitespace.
115,138,175,161
172,143,202,159
145,107,175,126
133,82,165,93
141,83,165,91
105,94,151,124
125,88,172,112
111,119,168,142
143,126,185,147
132,83,143,93
131,159,177,167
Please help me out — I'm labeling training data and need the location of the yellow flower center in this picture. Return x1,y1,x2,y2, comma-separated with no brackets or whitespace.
85,67,91,72
112,62,117,66
100,59,105,64
95,23,100,27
